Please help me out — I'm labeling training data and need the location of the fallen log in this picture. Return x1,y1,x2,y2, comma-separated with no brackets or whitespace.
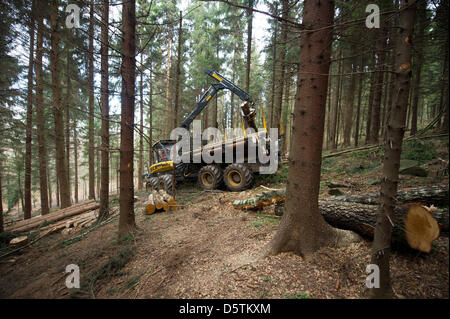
274,200,446,252
233,184,448,209
144,194,156,215
333,184,449,206
6,201,99,233
5,200,96,231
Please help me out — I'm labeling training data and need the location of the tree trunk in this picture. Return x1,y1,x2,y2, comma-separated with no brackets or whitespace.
273,0,289,135
138,54,144,191
119,0,137,238
24,2,35,220
164,29,172,137
370,0,417,299
50,0,70,209
354,56,364,147
148,62,153,166
409,0,425,136
343,48,356,147
74,119,79,203
365,70,376,144
331,50,342,150
174,11,182,130
88,0,95,200
369,27,388,144
35,0,49,215
266,0,358,258
245,0,254,93
65,31,72,203
98,0,109,221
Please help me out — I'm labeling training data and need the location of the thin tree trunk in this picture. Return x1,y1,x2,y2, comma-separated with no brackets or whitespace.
273,0,289,135
355,55,364,147
50,0,70,209
370,0,416,299
88,0,95,200
331,50,342,150
65,31,72,203
0,168,3,233
119,0,137,237
369,27,388,144
267,0,358,257
35,0,49,215
365,70,376,144
174,10,182,130
138,54,144,191
74,119,79,203
98,0,109,220
343,48,356,147
24,1,35,220
148,62,153,165
245,0,254,93
164,29,172,137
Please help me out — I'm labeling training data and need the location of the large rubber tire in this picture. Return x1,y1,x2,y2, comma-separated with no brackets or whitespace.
158,175,175,196
223,163,254,192
146,177,159,192
198,165,223,190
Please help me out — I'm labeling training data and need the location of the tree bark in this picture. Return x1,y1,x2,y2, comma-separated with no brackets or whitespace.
343,48,356,147
164,28,172,137
354,56,364,147
273,0,289,135
0,168,3,233
73,119,79,203
174,11,182,130
138,54,144,191
119,0,137,238
35,0,49,215
369,27,388,144
24,1,35,220
65,30,72,204
266,0,358,258
98,0,110,221
370,0,417,299
88,0,95,200
245,0,254,93
50,0,70,209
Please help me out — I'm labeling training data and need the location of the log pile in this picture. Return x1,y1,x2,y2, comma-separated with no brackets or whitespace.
5,200,100,234
143,190,178,215
233,185,449,253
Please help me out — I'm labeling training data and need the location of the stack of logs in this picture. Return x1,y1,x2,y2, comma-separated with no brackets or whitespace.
4,200,101,248
144,190,178,214
233,185,449,253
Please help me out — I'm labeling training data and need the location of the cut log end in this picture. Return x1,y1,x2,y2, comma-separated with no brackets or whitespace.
9,236,28,248
405,205,440,253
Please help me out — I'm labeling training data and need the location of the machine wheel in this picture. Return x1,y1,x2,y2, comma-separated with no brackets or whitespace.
157,174,175,196
198,165,223,190
223,163,254,192
146,177,159,192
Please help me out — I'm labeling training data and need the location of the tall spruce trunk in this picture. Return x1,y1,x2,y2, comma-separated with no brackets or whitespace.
119,0,137,237
74,119,79,203
88,0,95,200
138,54,144,191
354,55,364,147
245,0,254,93
266,0,358,257
343,48,356,147
24,2,35,219
50,0,70,208
273,0,289,134
35,0,49,215
99,0,110,221
174,11,182,130
65,31,72,203
370,0,416,299
410,0,425,136
164,30,172,137
369,27,388,144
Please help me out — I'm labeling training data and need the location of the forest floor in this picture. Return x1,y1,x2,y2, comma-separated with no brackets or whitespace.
0,137,448,299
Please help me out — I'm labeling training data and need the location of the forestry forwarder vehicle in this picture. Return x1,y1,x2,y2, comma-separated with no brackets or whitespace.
142,69,279,195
